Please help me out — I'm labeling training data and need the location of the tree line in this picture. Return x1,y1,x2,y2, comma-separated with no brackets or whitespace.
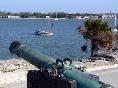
0,11,102,18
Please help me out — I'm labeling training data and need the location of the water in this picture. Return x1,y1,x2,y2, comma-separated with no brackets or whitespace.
0,18,116,60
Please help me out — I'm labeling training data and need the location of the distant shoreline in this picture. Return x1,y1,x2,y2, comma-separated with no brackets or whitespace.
0,18,67,20
0,17,102,20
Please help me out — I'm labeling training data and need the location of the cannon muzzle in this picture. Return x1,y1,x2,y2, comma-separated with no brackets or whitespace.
9,41,57,69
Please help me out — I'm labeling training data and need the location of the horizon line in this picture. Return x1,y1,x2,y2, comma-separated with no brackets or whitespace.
0,10,118,14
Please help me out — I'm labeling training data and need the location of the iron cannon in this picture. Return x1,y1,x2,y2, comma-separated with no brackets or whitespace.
9,41,112,88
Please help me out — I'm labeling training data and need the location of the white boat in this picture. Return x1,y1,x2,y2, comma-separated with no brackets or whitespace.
111,28,118,32
34,19,54,36
111,14,118,33
34,30,53,35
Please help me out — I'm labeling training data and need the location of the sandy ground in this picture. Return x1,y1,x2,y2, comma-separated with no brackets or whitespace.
0,81,27,88
89,67,118,88
1,68,118,88
1,59,118,88
0,59,37,88
0,69,27,87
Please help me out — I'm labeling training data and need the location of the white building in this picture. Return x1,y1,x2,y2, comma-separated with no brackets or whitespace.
84,16,90,19
102,14,108,19
45,16,51,19
8,15,20,19
76,16,82,19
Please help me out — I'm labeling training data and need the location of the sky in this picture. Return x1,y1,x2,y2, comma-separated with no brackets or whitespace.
0,0,118,13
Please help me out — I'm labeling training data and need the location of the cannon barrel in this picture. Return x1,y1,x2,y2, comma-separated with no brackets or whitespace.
9,41,104,88
9,41,57,69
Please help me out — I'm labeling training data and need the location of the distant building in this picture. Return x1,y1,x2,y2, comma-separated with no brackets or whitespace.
102,14,108,19
28,16,37,18
84,16,90,19
7,15,20,19
90,16,99,19
46,16,51,19
0,15,7,18
76,16,82,19
108,14,116,19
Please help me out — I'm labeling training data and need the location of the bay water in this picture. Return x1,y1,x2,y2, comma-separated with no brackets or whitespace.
0,18,116,60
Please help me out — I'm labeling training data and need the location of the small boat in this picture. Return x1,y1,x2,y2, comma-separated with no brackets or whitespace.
34,30,53,35
34,19,54,36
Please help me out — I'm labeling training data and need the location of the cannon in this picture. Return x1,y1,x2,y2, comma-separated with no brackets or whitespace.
9,41,112,88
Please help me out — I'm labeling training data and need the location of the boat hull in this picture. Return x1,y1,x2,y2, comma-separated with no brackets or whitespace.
35,32,54,36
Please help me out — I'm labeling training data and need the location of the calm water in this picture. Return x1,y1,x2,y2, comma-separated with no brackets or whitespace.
0,18,116,60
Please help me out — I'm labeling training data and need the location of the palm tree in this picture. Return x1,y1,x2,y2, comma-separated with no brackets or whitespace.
78,19,114,56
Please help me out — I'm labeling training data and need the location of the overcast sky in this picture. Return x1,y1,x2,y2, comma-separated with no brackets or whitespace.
0,0,118,13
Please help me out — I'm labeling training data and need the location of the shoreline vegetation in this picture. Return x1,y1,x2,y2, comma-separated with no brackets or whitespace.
0,11,117,19
0,17,65,20
0,11,101,19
